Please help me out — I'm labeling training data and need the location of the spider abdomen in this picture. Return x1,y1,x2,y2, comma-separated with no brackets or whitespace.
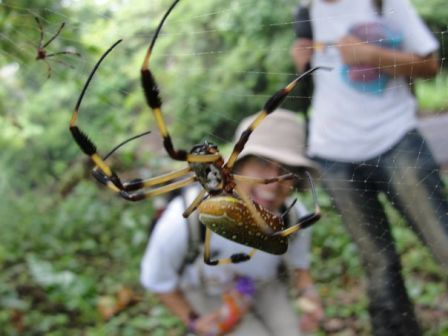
198,196,288,255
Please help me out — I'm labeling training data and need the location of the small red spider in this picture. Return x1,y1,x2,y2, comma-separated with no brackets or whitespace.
34,16,81,78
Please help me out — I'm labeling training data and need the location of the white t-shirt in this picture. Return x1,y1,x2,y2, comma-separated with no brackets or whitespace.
308,0,439,162
140,192,312,293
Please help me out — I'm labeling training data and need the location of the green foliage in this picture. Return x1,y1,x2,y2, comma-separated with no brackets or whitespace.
412,0,448,28
416,74,448,113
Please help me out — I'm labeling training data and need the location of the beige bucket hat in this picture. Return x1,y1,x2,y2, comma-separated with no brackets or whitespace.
234,108,320,176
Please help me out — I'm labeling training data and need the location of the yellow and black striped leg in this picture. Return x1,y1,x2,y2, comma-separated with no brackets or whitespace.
272,171,321,238
90,130,154,189
203,228,256,266
139,61,221,162
92,165,194,192
273,211,320,238
140,62,221,163
140,0,221,164
233,173,296,185
90,166,196,200
140,0,188,161
182,189,208,218
121,166,193,191
139,74,188,161
69,39,123,189
225,67,327,169
120,175,197,201
70,125,124,192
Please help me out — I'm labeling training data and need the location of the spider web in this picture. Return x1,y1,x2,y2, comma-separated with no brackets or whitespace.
0,0,447,334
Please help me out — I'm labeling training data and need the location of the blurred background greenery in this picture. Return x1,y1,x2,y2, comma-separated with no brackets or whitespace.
0,0,447,335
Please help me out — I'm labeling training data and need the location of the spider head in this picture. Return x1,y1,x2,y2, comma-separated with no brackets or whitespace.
189,141,225,193
36,48,46,60
190,141,219,156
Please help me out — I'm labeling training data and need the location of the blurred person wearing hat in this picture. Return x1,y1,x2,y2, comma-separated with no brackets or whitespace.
140,109,324,335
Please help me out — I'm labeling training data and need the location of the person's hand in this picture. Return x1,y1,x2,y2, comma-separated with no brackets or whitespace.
291,38,314,71
189,311,221,336
337,35,379,66
296,287,324,334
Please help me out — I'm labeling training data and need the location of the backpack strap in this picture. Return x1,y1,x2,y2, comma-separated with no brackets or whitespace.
293,2,314,144
283,199,303,239
177,188,203,276
373,0,383,14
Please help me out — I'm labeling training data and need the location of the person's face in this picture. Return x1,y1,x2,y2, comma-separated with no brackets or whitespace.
235,156,294,212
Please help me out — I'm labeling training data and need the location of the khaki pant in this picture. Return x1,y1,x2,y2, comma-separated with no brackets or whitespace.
185,280,302,336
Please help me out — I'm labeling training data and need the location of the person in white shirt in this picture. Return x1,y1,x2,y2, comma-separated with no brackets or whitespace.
141,109,324,335
291,1,447,335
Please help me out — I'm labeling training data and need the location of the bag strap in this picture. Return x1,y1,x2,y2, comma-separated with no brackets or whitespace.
283,199,303,241
374,0,383,14
177,188,203,276
293,2,315,144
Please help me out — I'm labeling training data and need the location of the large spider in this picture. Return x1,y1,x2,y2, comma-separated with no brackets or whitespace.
34,16,81,78
69,0,324,265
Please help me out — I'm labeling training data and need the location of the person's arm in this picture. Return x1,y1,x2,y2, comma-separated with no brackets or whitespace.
291,38,314,72
157,290,222,336
141,196,221,335
291,3,314,72
293,268,322,308
337,35,439,78
292,268,324,333
293,268,315,291
157,290,197,325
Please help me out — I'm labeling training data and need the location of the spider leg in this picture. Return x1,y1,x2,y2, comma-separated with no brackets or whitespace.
85,168,195,201
140,0,219,164
233,172,296,185
44,59,52,78
92,131,155,190
281,198,298,218
102,130,152,161
43,22,65,48
272,171,321,238
46,50,81,58
84,121,193,193
140,0,187,161
203,228,257,266
70,39,123,186
51,58,75,68
225,67,328,169
182,189,208,218
85,120,195,195
91,165,192,189
89,131,194,193
91,166,195,201
119,175,197,201
34,16,44,49
122,167,193,191
234,184,273,235
140,62,221,163
43,57,77,78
